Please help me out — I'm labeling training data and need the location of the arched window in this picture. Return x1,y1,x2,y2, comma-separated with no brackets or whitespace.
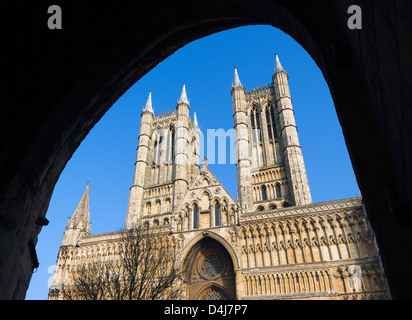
214,202,220,226
146,202,151,215
165,198,171,212
282,202,290,208
165,126,175,166
257,205,264,212
153,131,164,165
276,184,282,198
193,204,198,229
155,200,161,214
261,185,267,201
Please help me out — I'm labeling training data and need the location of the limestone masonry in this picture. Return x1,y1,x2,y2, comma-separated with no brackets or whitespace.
49,55,389,300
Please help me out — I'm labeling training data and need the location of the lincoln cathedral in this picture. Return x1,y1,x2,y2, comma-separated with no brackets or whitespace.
49,54,390,300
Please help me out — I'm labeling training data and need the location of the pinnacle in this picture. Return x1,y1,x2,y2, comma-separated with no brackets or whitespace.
143,91,154,113
178,83,190,105
231,67,243,89
274,53,285,73
193,110,199,128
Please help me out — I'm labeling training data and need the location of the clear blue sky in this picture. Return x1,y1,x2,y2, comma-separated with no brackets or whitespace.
25,25,358,299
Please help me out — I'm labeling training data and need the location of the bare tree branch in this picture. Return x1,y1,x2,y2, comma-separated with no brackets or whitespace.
60,226,182,300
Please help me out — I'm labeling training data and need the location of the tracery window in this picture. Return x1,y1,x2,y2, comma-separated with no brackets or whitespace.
201,287,229,300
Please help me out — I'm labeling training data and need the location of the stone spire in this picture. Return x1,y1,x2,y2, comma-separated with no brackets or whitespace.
72,181,90,225
143,91,154,113
178,83,190,105
231,67,243,89
274,53,286,74
61,182,91,246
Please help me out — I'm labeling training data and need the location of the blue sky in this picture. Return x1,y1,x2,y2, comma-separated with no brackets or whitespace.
25,25,358,299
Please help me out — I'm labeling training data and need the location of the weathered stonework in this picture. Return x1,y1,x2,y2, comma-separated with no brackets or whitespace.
49,60,390,300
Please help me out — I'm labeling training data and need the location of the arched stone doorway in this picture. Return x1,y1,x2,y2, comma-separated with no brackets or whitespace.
183,238,236,300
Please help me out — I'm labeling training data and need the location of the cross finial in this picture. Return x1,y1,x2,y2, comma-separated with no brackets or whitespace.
203,156,209,166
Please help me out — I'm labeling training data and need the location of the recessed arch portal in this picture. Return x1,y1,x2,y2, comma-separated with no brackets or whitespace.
182,236,236,300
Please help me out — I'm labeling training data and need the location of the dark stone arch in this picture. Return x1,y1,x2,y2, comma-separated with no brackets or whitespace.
0,0,411,299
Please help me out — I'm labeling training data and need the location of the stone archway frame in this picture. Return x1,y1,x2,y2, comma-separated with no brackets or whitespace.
178,230,240,272
179,230,239,300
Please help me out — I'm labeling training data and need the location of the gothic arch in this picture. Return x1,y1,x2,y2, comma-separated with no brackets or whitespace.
181,235,237,300
179,230,240,271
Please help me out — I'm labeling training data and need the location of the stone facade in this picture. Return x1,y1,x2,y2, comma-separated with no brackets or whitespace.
49,55,389,300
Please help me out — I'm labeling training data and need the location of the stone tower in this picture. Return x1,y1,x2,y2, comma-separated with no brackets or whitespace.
125,84,200,229
231,54,312,212
125,92,155,229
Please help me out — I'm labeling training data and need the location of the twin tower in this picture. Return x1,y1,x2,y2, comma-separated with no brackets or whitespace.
124,54,312,230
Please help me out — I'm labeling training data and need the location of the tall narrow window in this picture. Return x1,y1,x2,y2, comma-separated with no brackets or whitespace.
266,108,273,140
193,204,198,229
276,184,282,198
250,106,262,167
270,105,277,137
153,136,159,164
214,202,220,226
261,185,267,201
158,135,163,164
255,111,261,130
165,129,171,165
251,112,256,143
266,104,278,141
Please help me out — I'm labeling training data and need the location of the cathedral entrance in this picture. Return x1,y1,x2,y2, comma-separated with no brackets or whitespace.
183,238,236,300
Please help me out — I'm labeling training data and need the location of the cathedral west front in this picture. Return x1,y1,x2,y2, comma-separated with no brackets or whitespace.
49,54,390,300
